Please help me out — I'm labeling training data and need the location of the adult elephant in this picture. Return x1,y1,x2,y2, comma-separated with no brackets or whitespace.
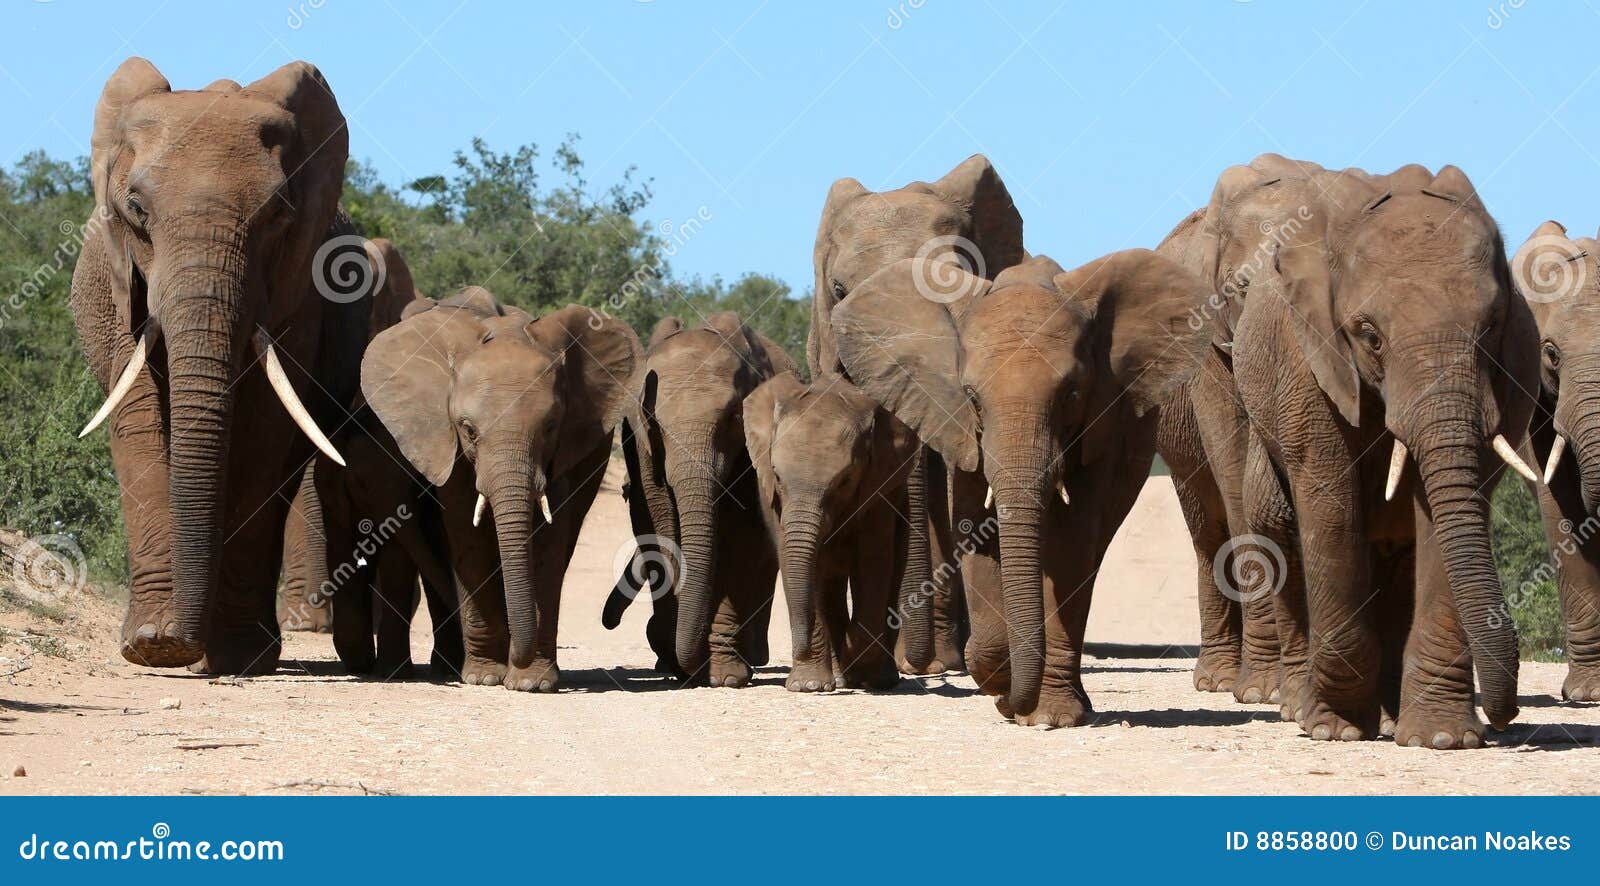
362,288,641,691
280,236,422,635
1512,221,1600,703
72,58,363,673
600,313,793,686
1230,162,1538,748
1153,153,1332,704
811,154,1027,674
834,252,1211,725
744,372,921,692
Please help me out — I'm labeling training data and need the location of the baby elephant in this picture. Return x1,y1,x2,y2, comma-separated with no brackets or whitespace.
744,372,922,692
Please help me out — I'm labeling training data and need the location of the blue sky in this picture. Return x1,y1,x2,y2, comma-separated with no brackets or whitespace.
4,1,1597,294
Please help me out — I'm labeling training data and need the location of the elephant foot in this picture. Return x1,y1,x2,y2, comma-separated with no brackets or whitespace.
1298,698,1377,742
505,659,560,693
709,656,752,689
462,656,507,687
1562,667,1600,703
1193,647,1240,694
841,654,900,691
1009,688,1093,729
1392,709,1487,750
372,656,415,682
1277,670,1309,722
785,659,837,693
279,606,331,633
120,622,205,669
1233,666,1279,705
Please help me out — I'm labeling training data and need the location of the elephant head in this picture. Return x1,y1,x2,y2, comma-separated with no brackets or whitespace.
610,313,795,676
80,58,350,661
362,289,641,670
743,372,919,674
1248,164,1538,727
832,251,1211,714
810,154,1025,376
1514,221,1600,509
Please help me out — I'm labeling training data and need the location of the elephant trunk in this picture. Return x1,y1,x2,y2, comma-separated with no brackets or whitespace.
485,454,542,669
1408,389,1520,729
986,417,1051,716
780,504,825,665
1556,381,1600,514
161,231,251,661
897,448,934,671
671,471,720,676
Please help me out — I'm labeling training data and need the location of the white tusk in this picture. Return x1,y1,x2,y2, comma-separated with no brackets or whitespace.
540,494,554,522
255,327,345,467
1544,435,1567,484
1384,439,1407,502
79,332,151,438
1058,482,1070,506
473,493,488,528
1492,434,1539,484
984,486,994,510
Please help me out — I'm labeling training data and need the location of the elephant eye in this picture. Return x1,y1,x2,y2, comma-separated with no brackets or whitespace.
458,418,478,442
124,191,149,227
1354,319,1382,353
1544,341,1562,368
832,280,847,300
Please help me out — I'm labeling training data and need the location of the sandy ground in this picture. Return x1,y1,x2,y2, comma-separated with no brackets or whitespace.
3,465,1599,795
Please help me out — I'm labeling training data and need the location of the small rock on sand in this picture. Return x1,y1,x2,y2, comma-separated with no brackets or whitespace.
159,697,180,710
12,765,25,777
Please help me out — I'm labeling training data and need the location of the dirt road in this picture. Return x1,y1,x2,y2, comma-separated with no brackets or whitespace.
4,467,1598,795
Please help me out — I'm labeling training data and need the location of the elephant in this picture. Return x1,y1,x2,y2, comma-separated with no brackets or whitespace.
279,236,423,635
1511,221,1600,703
1227,160,1539,748
71,58,366,674
599,313,793,686
833,251,1212,725
362,287,641,691
743,372,922,692
1152,153,1331,704
811,153,1028,674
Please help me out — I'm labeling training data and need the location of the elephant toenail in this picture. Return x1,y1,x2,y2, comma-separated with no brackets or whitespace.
805,680,819,690
1241,687,1262,703
1462,732,1481,749
1339,725,1362,741
1406,735,1423,748
1311,724,1331,740
1432,732,1454,749
135,624,157,641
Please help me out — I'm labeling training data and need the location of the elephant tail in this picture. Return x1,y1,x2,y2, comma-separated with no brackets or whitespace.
602,548,650,629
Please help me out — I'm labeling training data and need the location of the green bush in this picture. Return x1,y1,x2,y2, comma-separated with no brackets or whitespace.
1491,476,1566,661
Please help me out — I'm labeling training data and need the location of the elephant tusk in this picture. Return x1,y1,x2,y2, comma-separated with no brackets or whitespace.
983,486,994,510
254,327,345,467
1058,482,1070,506
473,493,488,528
1544,434,1567,484
540,494,554,523
1492,434,1539,484
1384,439,1407,502
79,331,152,438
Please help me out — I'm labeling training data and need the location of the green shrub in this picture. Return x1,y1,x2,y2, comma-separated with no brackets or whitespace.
1491,476,1566,661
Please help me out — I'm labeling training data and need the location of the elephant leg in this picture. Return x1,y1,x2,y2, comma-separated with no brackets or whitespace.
1244,430,1309,721
107,369,182,667
1291,472,1380,741
645,591,681,675
1393,509,1486,749
841,507,900,690
712,493,777,685
1372,542,1415,737
894,449,966,675
315,460,373,673
195,456,299,675
1012,473,1098,728
1536,465,1600,701
409,504,464,679
952,465,1008,697
1212,430,1279,706
279,464,331,632
786,570,842,692
372,546,419,681
441,472,509,686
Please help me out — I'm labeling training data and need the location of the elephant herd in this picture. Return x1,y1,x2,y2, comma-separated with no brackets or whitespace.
65,58,1600,749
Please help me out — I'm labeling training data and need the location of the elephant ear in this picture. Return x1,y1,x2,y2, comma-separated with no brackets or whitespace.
832,258,985,473
754,331,799,378
810,177,871,376
1198,163,1276,352
1057,249,1212,464
1278,230,1362,427
649,316,684,349
90,58,171,332
361,304,488,486
243,61,348,243
929,154,1026,276
742,372,807,509
364,238,417,338
1511,220,1575,332
527,305,643,474
701,311,796,383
